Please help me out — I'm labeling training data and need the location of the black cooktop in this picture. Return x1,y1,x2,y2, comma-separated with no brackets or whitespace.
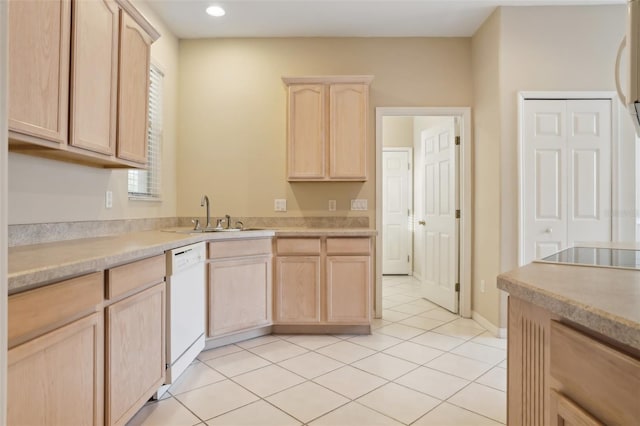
539,247,640,270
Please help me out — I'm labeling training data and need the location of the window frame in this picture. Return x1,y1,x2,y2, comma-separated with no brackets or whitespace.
127,61,164,201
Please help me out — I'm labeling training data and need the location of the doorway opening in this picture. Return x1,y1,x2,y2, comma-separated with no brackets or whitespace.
376,107,472,319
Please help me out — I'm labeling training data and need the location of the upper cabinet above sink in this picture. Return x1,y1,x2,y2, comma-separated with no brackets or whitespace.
7,0,160,169
282,75,373,182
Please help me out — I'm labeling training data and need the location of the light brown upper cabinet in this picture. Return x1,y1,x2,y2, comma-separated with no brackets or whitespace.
8,0,71,145
117,12,152,164
69,0,119,156
8,0,159,168
283,76,373,181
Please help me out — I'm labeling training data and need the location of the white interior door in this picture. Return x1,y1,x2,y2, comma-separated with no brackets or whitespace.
382,148,412,274
420,123,459,312
522,99,612,264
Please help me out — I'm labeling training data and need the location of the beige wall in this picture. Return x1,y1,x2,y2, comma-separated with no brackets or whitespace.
382,116,413,148
471,9,502,326
177,38,472,221
7,3,179,225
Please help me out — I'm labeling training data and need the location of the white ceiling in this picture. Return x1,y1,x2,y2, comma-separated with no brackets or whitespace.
143,0,625,39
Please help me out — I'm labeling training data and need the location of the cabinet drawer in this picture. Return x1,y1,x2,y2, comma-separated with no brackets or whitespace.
8,271,103,348
550,321,640,425
106,254,165,300
209,238,272,259
326,237,370,255
276,238,321,255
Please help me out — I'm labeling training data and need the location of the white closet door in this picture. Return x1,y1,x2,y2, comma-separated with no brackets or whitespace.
522,99,611,265
566,100,612,245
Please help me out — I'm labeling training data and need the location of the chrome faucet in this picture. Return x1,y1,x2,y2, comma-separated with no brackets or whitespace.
200,195,212,230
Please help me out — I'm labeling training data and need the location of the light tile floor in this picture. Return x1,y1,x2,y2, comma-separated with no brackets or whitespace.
128,275,506,426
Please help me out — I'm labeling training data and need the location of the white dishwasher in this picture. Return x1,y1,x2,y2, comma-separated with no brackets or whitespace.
160,241,206,396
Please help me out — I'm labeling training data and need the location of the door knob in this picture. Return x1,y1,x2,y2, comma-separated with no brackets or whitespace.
418,220,426,225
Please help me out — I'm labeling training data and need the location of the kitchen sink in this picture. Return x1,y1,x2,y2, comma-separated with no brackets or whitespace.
171,227,264,234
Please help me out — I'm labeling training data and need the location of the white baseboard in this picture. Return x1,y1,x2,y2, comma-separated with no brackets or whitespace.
472,311,507,338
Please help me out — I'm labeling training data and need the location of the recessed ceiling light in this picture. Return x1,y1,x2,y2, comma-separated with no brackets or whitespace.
206,5,225,17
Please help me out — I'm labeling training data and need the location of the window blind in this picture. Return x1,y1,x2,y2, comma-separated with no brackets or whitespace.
128,63,163,200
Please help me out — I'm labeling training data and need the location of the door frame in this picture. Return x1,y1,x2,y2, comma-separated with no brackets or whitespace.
517,91,621,266
375,107,472,319
381,146,413,276
1,0,8,420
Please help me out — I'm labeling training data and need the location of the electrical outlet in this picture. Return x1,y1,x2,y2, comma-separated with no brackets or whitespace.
480,279,486,293
350,199,368,211
274,199,287,212
328,200,336,211
105,191,113,209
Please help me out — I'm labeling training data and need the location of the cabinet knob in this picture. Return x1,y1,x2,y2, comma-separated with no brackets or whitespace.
545,228,553,234
418,220,426,226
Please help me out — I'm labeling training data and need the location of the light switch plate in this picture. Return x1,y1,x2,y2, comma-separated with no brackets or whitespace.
351,199,367,211
328,200,336,211
105,191,113,209
274,199,287,212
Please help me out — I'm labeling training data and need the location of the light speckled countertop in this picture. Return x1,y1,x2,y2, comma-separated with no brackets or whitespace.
8,227,376,294
497,261,640,351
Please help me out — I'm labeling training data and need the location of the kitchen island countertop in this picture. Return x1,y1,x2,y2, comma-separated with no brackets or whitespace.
497,260,640,351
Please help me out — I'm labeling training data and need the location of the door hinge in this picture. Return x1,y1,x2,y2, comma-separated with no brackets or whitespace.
455,136,460,146
456,209,460,219
455,283,460,292
407,255,410,263
408,209,410,216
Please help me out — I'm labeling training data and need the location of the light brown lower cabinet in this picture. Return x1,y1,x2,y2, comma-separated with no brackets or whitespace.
274,255,321,323
207,239,273,337
8,312,104,426
7,255,167,426
550,390,604,426
274,237,372,328
326,255,370,323
105,255,166,426
508,296,640,426
7,271,104,426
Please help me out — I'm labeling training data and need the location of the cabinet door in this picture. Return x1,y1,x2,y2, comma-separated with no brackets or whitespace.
287,84,326,180
274,256,321,323
326,256,370,323
209,256,272,336
69,0,119,155
549,320,640,425
8,0,71,144
329,83,368,180
106,283,165,426
550,390,604,426
8,312,104,426
117,11,152,164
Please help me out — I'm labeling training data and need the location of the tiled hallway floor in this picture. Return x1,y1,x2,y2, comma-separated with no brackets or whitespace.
128,275,506,426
